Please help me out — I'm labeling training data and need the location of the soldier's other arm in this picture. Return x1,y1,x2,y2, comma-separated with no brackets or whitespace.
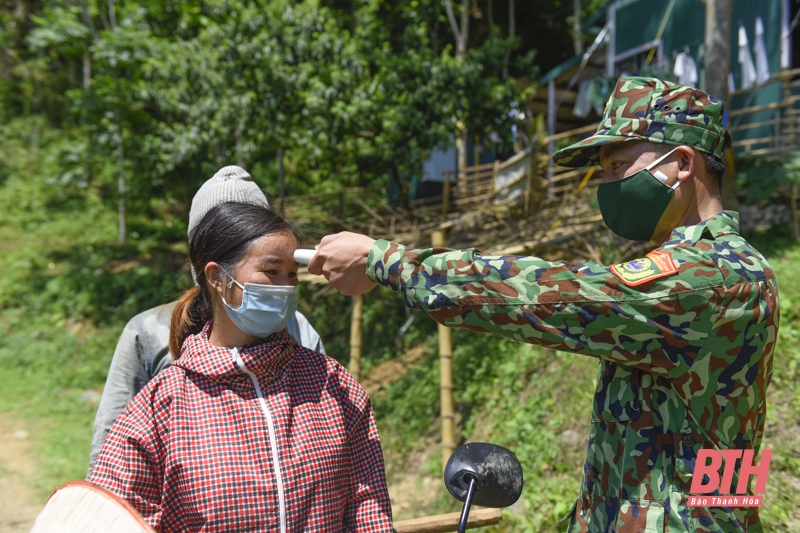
366,240,731,380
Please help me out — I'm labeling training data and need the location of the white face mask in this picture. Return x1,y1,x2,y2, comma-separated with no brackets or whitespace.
220,270,298,339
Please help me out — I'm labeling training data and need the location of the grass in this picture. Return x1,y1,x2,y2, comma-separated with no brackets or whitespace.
0,117,186,495
372,329,597,529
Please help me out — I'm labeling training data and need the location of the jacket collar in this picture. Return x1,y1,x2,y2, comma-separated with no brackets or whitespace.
174,321,296,381
663,210,740,245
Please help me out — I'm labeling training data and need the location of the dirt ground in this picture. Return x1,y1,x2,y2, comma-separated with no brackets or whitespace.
0,414,45,533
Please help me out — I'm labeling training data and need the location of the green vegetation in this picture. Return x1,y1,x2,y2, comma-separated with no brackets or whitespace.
1,1,799,531
3,141,799,528
1,0,545,493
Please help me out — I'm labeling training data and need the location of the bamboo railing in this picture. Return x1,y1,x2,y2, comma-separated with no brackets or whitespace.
288,125,609,271
729,69,800,158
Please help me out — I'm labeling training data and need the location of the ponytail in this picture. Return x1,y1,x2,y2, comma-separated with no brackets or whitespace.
169,286,212,358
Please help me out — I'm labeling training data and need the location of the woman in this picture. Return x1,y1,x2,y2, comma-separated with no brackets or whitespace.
89,202,393,532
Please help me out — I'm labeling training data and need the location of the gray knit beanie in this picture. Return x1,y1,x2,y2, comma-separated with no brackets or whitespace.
187,165,270,240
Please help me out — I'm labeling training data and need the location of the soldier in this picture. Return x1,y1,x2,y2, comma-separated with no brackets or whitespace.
308,77,778,532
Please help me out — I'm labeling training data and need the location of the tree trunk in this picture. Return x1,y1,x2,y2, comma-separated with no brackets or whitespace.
444,0,469,60
83,53,93,187
705,0,737,208
389,163,410,209
457,127,468,186
79,1,99,39
459,0,469,59
235,126,244,167
117,136,126,244
503,0,515,79
792,181,799,239
508,1,515,47
107,0,117,29
104,1,120,222
573,0,583,54
82,53,91,89
444,0,471,190
278,148,285,214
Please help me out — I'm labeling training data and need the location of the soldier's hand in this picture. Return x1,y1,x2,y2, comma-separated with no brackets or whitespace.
308,232,377,296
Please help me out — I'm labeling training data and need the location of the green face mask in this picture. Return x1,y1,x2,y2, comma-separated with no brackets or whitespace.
597,147,680,241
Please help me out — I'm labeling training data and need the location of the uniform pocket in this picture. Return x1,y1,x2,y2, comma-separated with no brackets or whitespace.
591,361,642,422
616,499,664,533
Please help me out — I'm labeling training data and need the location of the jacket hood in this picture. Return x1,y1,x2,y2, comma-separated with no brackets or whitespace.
174,321,297,381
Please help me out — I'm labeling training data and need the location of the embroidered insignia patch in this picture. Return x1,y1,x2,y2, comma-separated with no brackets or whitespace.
610,251,678,287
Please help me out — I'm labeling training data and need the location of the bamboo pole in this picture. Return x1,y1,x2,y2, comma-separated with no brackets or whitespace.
524,156,533,216
349,293,364,382
485,159,500,207
432,230,456,468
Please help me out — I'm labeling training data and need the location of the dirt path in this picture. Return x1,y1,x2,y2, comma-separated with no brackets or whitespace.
361,345,428,396
0,414,45,533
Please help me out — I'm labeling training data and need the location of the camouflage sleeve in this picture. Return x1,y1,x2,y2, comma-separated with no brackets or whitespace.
366,240,727,379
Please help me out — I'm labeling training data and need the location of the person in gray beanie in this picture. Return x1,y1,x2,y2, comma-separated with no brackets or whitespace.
87,166,325,477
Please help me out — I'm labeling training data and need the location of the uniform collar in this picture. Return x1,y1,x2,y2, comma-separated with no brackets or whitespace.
175,321,296,381
664,210,740,244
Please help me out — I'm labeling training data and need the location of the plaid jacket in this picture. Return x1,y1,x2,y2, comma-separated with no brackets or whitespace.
89,324,392,533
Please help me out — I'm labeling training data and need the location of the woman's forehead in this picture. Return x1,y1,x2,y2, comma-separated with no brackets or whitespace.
245,231,297,260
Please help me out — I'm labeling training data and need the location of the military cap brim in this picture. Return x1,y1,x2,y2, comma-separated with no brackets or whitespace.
552,134,647,168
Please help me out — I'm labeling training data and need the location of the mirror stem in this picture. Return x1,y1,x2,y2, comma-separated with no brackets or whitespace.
457,476,478,533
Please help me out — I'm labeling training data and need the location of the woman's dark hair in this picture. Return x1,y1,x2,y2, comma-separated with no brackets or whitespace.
169,202,296,357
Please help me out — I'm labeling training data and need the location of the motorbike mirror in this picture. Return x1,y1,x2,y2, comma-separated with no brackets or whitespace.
443,442,523,508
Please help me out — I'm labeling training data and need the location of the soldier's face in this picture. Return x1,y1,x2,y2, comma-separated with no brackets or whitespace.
598,142,680,186
598,142,698,243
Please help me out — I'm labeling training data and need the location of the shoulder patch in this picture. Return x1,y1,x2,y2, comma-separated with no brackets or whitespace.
610,251,678,287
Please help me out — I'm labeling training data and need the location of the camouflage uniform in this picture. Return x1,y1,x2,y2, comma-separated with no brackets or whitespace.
365,78,777,533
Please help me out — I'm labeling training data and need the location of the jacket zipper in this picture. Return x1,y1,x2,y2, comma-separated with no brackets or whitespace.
233,347,287,533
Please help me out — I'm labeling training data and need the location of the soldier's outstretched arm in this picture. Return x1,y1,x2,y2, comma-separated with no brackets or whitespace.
366,239,776,381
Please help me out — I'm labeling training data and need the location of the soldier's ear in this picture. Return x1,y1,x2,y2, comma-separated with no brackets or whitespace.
675,145,695,184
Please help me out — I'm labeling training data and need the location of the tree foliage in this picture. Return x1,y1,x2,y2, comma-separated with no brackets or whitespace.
1,0,606,227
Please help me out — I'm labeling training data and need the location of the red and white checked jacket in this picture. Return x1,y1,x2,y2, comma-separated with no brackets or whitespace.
89,323,393,532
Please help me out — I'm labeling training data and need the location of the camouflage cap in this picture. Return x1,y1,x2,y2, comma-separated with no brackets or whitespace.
553,76,732,168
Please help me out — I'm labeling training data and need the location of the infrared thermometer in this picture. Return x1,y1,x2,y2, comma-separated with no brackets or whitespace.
294,249,317,265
